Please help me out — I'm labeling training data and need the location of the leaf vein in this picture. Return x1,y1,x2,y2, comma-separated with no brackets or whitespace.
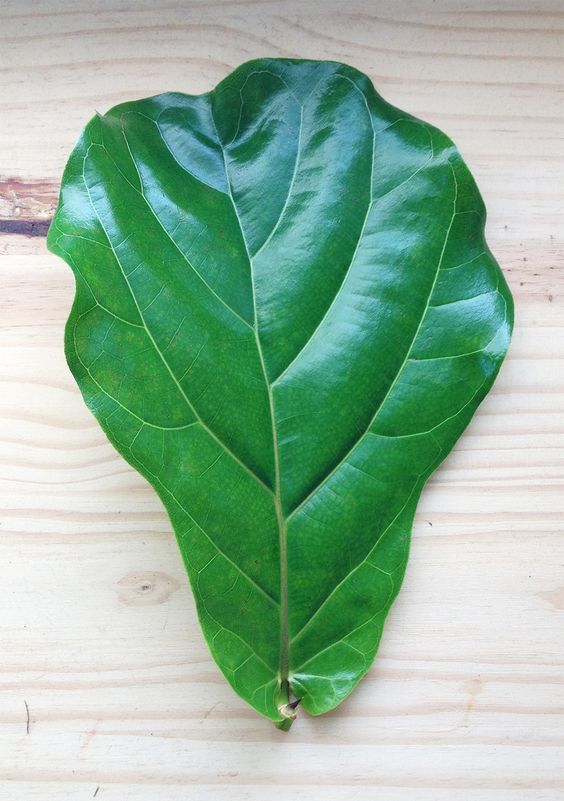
81,141,273,496
287,148,457,521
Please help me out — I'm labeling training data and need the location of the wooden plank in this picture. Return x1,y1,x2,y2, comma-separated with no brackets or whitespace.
1,1,563,798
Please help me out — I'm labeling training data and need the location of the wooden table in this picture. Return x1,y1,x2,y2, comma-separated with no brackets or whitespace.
1,1,563,798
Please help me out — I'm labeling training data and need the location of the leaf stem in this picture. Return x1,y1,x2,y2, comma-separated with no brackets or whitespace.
275,717,293,732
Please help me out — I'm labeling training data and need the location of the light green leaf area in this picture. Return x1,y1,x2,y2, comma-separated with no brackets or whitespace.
48,59,513,728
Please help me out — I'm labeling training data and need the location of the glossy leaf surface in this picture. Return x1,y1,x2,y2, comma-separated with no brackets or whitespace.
48,59,513,727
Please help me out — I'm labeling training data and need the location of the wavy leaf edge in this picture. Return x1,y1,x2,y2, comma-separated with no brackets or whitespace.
47,58,514,729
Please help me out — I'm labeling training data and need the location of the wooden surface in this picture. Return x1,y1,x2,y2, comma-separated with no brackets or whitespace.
1,1,563,798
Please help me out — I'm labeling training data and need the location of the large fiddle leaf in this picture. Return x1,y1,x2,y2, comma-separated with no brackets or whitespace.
48,58,513,728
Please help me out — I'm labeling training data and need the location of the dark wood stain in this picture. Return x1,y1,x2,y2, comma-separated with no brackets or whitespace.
0,178,58,238
0,219,51,237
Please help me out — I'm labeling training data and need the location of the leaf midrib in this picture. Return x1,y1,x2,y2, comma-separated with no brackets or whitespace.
209,103,290,703
209,73,379,701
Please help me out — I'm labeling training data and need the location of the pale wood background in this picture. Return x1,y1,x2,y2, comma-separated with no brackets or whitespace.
1,1,563,799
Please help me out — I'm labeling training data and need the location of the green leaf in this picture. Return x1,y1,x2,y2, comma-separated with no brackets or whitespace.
47,58,513,728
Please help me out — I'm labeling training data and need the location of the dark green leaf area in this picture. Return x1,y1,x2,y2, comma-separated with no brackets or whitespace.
48,59,512,726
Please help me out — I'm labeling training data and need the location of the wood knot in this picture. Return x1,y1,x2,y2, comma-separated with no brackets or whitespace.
116,571,180,606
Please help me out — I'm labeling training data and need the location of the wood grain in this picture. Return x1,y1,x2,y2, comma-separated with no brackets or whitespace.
1,1,563,799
